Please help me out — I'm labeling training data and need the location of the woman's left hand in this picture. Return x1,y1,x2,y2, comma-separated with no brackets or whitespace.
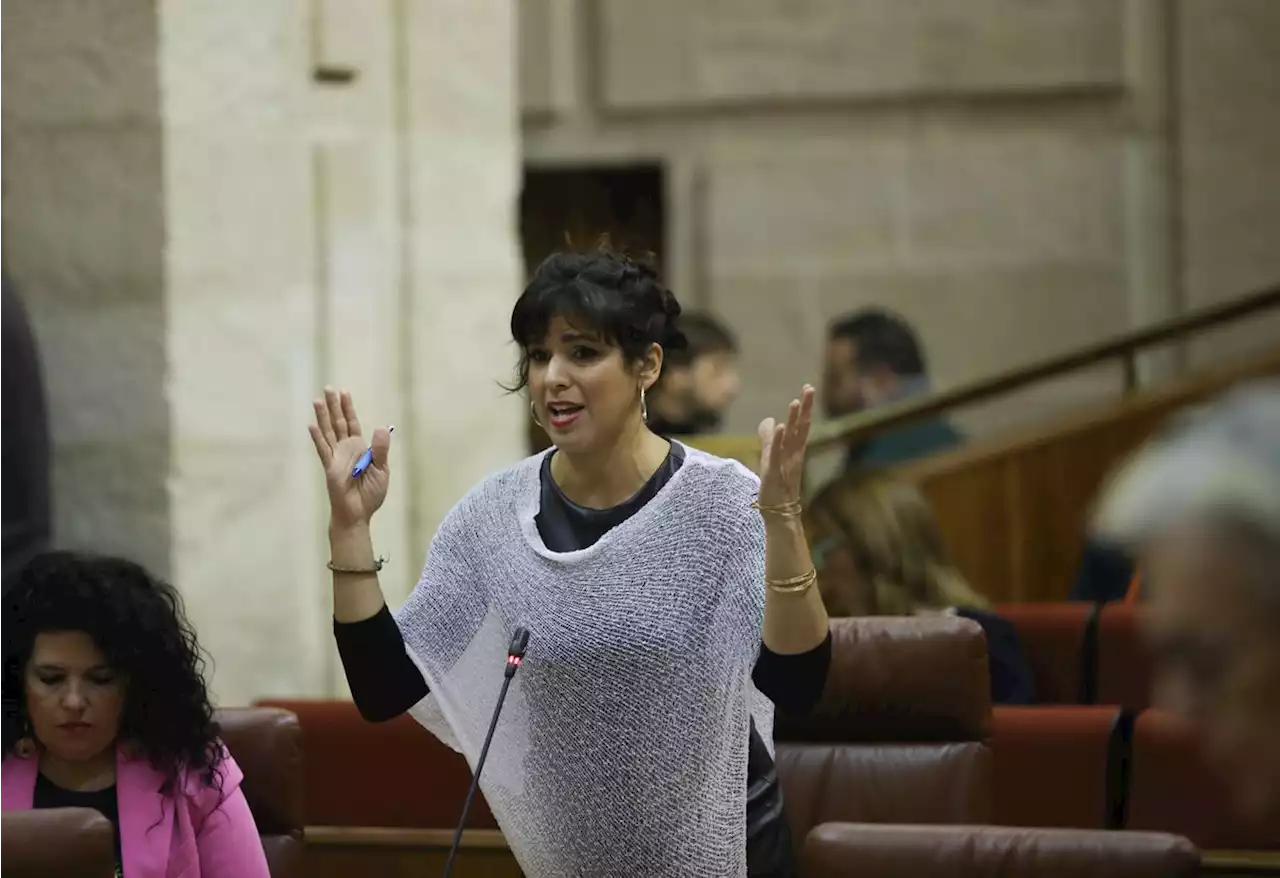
757,384,815,508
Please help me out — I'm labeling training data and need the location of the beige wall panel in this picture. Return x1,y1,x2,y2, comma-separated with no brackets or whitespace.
598,0,1124,110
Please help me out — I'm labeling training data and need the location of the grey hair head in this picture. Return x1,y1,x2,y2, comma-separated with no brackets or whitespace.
1093,379,1280,552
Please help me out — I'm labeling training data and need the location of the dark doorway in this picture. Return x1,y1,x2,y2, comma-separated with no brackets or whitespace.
518,164,666,453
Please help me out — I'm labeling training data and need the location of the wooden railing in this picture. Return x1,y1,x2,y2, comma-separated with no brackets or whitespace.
688,283,1280,471
900,347,1280,603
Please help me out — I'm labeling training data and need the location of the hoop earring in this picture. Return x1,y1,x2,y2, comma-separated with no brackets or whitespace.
13,715,36,759
640,386,648,422
530,400,545,430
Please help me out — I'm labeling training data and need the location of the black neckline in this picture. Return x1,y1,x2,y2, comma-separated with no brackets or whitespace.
542,441,676,515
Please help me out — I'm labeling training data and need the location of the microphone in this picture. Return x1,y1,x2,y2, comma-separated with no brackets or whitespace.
442,627,530,878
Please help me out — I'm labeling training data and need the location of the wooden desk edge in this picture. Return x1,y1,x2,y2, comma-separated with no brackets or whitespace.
307,825,511,850
305,829,1279,867
1201,850,1280,873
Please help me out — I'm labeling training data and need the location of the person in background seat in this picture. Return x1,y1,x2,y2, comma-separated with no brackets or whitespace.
821,308,963,471
644,310,741,437
1092,379,1280,823
2,551,270,878
805,471,1035,705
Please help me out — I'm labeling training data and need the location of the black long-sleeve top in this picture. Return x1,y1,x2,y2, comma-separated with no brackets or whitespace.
334,442,830,878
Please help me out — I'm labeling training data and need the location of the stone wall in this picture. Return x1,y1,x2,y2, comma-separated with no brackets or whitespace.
1177,0,1280,365
520,0,1279,444
3,0,171,574
3,0,524,705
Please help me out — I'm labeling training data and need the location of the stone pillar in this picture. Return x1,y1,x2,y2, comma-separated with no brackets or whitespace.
3,0,524,705
159,1,325,703
1124,0,1182,385
399,0,526,572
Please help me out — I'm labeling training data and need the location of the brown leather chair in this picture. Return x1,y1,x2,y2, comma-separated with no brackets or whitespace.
995,602,1099,703
1128,709,1280,850
255,698,497,829
774,616,994,847
216,706,305,878
1,807,116,878
991,705,1127,829
803,824,1200,877
1095,603,1154,710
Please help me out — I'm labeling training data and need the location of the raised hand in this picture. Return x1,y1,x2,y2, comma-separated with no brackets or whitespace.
756,384,815,509
308,388,392,530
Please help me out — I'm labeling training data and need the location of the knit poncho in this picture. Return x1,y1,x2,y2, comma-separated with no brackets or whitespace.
395,445,772,877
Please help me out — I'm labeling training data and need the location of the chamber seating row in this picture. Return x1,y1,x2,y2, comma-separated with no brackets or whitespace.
254,616,1274,875
995,601,1152,708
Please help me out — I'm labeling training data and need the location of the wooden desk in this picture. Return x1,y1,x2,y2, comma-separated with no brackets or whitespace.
304,826,520,878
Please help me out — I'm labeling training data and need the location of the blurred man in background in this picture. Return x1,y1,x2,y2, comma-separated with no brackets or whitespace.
2,276,52,599
1093,381,1280,821
822,308,962,470
647,311,741,437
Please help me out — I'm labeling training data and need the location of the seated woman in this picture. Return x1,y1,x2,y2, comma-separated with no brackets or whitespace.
2,551,270,878
805,472,1036,705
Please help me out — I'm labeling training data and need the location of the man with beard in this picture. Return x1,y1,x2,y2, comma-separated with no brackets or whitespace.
822,308,962,471
646,311,741,437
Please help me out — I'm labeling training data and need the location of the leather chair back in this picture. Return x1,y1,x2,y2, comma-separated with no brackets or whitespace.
995,602,1099,703
775,617,994,845
803,824,1200,877
1128,709,1280,849
255,698,497,829
216,707,305,878
1,807,116,878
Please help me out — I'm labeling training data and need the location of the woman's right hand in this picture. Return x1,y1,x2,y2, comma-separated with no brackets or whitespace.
308,388,392,530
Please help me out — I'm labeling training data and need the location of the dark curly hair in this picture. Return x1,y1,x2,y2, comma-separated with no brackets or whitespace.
507,241,688,392
2,551,223,795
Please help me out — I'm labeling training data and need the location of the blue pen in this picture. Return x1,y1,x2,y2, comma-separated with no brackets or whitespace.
351,426,394,478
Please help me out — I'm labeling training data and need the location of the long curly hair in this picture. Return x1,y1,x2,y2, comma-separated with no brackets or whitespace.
2,550,223,794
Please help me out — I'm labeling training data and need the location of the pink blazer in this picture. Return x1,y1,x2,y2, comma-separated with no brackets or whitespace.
2,743,271,878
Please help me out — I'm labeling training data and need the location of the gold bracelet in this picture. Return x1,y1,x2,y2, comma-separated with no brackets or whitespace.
752,499,803,518
766,568,817,595
327,556,387,575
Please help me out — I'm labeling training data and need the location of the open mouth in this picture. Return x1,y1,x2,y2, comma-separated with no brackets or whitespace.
546,403,584,429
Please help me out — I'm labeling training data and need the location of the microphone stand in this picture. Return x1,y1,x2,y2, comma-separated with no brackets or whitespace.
442,628,529,878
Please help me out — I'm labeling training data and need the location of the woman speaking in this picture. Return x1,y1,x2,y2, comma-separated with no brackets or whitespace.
310,247,830,877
